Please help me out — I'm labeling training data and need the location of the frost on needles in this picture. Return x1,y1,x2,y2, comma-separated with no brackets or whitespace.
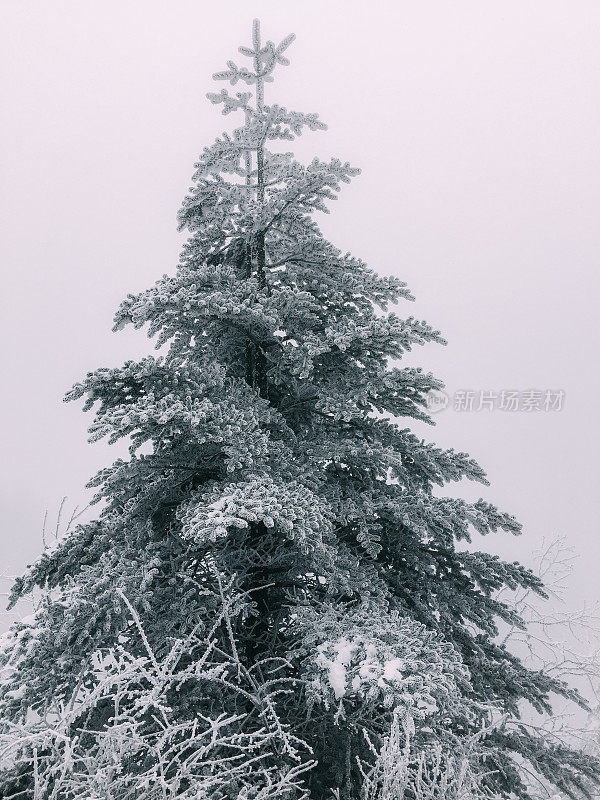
1,20,599,800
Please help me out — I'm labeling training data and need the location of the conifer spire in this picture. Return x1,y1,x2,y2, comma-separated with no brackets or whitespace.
0,20,598,800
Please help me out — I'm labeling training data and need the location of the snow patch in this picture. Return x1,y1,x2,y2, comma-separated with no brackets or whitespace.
316,638,357,699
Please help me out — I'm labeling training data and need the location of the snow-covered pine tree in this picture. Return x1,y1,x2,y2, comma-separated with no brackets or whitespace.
1,20,598,800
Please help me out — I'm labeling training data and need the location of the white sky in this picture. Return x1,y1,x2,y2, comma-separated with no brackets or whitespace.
1,0,599,621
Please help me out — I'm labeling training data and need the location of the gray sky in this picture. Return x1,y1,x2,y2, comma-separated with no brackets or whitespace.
1,0,599,620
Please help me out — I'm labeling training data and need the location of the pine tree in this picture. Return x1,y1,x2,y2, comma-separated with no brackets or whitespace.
1,20,598,800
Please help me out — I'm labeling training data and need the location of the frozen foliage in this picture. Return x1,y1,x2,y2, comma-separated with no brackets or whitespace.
1,19,599,800
357,707,492,800
0,580,314,799
495,538,600,800
179,475,334,557
291,603,468,717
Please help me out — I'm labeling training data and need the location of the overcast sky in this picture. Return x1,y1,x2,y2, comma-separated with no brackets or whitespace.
1,0,599,624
